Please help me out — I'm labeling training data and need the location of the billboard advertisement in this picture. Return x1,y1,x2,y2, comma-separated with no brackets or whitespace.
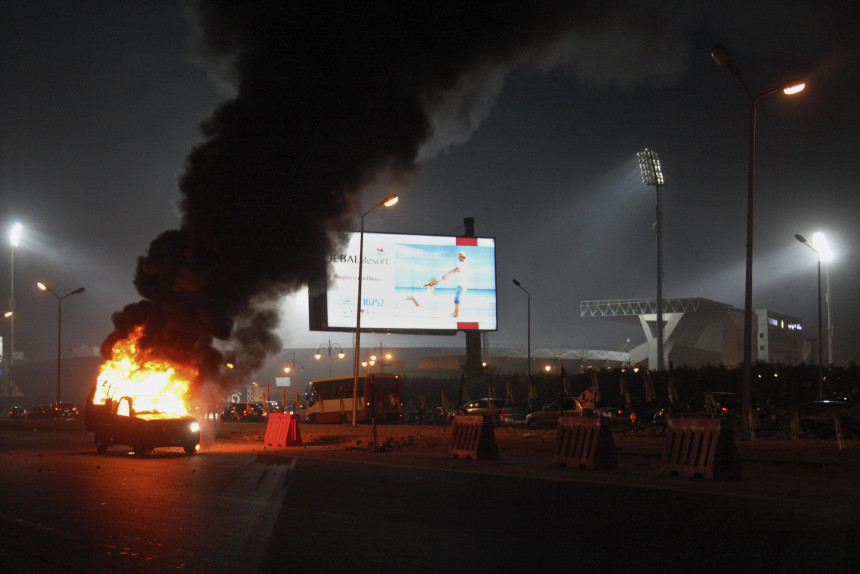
309,231,497,333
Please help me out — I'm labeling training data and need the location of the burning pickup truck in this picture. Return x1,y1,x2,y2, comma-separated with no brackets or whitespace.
84,380,200,457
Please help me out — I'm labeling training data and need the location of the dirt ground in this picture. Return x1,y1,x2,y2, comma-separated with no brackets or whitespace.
213,418,856,473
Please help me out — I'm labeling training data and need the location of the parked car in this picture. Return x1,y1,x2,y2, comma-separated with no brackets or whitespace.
525,397,582,429
84,382,200,456
51,402,79,419
639,399,675,428
404,404,447,425
27,405,54,420
680,391,741,417
7,405,27,419
447,398,526,427
219,402,268,423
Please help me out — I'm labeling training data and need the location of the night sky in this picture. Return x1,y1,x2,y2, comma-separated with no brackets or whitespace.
2,1,859,380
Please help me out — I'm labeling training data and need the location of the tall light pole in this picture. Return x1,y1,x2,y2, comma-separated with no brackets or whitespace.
37,282,85,403
8,223,22,400
512,279,530,381
712,43,806,441
637,148,666,372
315,339,345,377
794,234,825,400
351,194,398,427
812,231,834,365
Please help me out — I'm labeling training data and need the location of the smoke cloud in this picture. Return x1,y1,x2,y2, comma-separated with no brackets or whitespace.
102,1,697,388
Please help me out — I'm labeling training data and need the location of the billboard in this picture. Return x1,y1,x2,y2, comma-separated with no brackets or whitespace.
309,231,497,333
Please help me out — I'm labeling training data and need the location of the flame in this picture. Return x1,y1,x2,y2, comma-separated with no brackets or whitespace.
95,327,197,419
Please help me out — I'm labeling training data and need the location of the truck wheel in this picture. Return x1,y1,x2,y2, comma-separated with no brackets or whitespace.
183,443,198,455
94,434,109,454
133,444,150,457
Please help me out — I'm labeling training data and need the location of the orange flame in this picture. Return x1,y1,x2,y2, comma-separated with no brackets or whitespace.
95,327,197,418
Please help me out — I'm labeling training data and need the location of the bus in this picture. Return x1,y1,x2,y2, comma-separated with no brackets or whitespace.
302,373,403,424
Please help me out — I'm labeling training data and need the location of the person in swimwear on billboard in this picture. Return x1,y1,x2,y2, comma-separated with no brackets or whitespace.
441,251,469,318
405,277,439,308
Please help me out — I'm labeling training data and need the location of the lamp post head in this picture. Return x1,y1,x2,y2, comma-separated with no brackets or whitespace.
783,82,805,95
512,279,521,287
794,234,808,244
711,44,740,75
37,281,49,292
382,194,399,207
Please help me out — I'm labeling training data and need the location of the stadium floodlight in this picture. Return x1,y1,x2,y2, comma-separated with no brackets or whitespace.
812,232,834,364
794,234,825,399
712,43,806,441
811,231,833,262
637,148,665,372
637,148,664,187
7,223,23,401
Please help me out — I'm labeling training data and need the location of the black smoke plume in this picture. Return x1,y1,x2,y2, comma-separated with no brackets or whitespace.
100,2,613,387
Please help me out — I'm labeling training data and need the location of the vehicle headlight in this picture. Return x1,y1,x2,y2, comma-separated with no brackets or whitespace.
189,421,200,433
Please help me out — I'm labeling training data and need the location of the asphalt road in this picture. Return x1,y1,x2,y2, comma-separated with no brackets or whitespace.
1,421,857,573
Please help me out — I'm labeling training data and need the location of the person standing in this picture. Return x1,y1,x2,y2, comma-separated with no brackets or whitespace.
417,389,427,424
578,382,596,415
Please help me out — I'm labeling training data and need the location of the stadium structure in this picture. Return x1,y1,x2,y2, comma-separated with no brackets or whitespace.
580,297,806,369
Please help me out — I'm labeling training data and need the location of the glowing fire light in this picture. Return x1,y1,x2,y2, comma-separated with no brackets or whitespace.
94,327,197,419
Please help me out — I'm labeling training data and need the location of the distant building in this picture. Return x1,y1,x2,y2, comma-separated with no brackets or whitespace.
581,298,805,369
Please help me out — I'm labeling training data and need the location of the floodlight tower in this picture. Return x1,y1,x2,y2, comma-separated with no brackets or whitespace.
637,148,665,372
794,234,825,399
812,232,834,365
8,223,22,399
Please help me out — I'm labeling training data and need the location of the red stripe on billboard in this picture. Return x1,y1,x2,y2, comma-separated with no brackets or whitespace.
455,237,478,246
457,322,480,330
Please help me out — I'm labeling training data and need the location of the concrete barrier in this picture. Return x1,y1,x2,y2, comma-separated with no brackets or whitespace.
661,416,740,479
448,415,498,460
553,415,617,469
264,413,302,447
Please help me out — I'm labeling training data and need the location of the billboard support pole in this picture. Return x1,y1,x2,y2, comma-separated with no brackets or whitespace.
462,217,484,379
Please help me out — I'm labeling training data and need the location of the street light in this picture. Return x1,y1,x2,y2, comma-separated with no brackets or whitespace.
712,43,806,441
8,223,22,400
812,232,834,365
351,194,398,427
794,233,825,400
315,339,345,377
512,279,531,380
37,282,85,403
637,148,666,372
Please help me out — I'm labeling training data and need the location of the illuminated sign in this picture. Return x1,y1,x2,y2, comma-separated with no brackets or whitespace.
768,316,802,331
309,231,497,333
